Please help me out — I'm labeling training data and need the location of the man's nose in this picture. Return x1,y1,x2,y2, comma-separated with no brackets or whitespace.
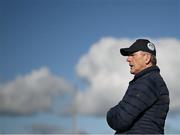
127,56,131,62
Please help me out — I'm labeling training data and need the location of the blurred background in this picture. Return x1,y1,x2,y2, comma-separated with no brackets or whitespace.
0,0,180,134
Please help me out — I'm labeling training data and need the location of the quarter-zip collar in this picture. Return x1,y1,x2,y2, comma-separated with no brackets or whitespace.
132,66,160,82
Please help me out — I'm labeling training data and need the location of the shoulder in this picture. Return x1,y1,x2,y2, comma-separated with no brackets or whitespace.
137,71,162,86
132,72,162,97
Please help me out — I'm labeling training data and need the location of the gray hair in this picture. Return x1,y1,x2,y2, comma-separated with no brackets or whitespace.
150,54,157,66
140,51,157,66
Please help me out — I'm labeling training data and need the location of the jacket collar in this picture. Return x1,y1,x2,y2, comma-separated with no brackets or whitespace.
132,66,160,82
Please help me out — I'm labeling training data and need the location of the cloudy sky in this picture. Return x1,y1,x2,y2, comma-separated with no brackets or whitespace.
0,0,180,133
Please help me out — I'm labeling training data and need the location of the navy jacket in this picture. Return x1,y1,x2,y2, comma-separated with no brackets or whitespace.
106,66,169,134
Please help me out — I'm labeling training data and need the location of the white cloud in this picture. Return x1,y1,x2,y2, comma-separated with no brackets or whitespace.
75,37,180,116
155,38,180,111
0,67,75,116
1,38,179,117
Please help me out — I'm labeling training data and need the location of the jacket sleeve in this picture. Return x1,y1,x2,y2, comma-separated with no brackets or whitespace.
106,80,159,132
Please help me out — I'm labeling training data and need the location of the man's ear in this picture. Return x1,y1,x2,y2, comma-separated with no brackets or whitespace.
145,54,151,65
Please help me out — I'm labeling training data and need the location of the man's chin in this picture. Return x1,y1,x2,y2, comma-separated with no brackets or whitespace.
130,70,135,75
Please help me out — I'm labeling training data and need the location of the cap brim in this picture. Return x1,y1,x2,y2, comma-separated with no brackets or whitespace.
120,48,131,56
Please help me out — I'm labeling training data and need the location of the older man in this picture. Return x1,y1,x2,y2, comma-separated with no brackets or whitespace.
106,39,170,134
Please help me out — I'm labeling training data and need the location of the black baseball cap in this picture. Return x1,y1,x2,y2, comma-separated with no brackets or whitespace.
120,39,156,56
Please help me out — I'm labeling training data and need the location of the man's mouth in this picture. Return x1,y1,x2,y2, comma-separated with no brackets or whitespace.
129,64,134,68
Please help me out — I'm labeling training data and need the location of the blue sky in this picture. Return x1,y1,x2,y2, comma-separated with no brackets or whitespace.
0,0,180,133
1,0,180,82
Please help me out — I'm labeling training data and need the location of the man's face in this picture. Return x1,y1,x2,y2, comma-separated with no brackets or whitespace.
127,51,148,75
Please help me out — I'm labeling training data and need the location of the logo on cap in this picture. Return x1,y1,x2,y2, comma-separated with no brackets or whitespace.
147,42,155,51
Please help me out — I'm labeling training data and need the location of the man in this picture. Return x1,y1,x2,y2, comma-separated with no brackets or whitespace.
106,39,170,134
